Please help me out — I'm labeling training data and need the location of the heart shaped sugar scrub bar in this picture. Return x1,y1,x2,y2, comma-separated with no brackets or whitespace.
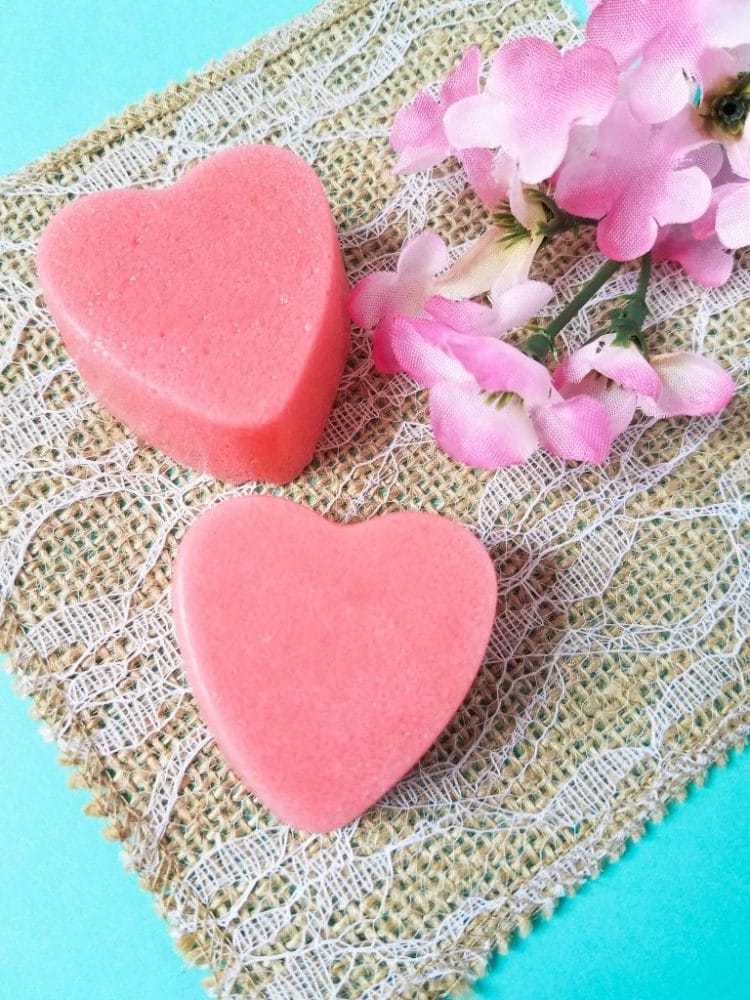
172,496,497,832
37,145,350,484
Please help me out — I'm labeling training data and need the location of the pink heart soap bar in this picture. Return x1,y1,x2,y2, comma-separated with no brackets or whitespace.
37,145,350,484
172,496,497,832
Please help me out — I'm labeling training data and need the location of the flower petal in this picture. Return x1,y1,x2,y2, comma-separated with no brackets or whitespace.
515,121,579,185
443,93,507,150
715,183,750,248
687,142,726,181
554,155,615,221
461,148,512,209
439,45,482,106
435,227,511,300
446,334,553,405
586,0,672,68
596,198,660,261
372,317,403,374
625,34,696,124
532,394,614,463
397,231,451,282
560,42,620,127
658,106,713,159
391,93,449,172
557,371,638,437
591,341,663,398
386,316,469,387
491,279,554,333
653,225,735,288
424,295,500,337
725,134,750,181
705,1,750,50
640,352,735,417
348,271,399,328
697,46,739,94
654,166,713,227
691,189,722,241
430,381,539,468
507,171,543,231
394,141,452,175
733,44,750,71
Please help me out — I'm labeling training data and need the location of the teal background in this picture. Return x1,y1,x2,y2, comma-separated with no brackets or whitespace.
1,2,748,999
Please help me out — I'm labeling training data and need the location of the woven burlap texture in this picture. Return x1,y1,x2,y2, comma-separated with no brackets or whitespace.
1,0,748,997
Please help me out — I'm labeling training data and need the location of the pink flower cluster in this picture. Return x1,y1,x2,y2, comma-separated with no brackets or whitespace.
349,234,733,468
349,0,742,470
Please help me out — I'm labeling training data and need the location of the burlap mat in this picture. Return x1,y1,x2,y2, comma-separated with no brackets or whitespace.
1,1,748,997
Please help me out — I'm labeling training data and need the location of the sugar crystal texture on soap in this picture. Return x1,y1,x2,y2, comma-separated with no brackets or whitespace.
172,495,498,833
37,145,350,484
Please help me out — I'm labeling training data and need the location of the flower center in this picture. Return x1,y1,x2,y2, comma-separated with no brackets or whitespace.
482,389,520,410
705,74,750,137
715,95,745,127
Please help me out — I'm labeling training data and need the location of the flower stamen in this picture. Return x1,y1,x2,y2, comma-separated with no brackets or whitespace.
702,73,750,138
481,389,521,410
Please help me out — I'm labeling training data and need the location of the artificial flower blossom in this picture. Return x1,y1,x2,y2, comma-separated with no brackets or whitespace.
348,232,450,372
443,37,618,184
350,0,741,472
390,42,517,208
388,4,750,279
551,334,662,436
425,278,554,343
554,103,713,260
587,0,750,124
552,335,733,435
387,317,613,468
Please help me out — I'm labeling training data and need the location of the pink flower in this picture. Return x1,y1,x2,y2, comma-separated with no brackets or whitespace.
443,38,618,184
554,101,713,260
347,232,449,372
653,225,735,288
389,320,614,468
552,333,663,436
587,0,750,124
639,353,734,418
390,47,482,173
554,334,734,433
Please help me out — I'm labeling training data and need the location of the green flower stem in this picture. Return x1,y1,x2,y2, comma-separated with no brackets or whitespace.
609,252,652,352
543,257,623,342
524,257,623,359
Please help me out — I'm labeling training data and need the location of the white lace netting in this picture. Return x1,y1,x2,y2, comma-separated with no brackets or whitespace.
1,1,749,997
